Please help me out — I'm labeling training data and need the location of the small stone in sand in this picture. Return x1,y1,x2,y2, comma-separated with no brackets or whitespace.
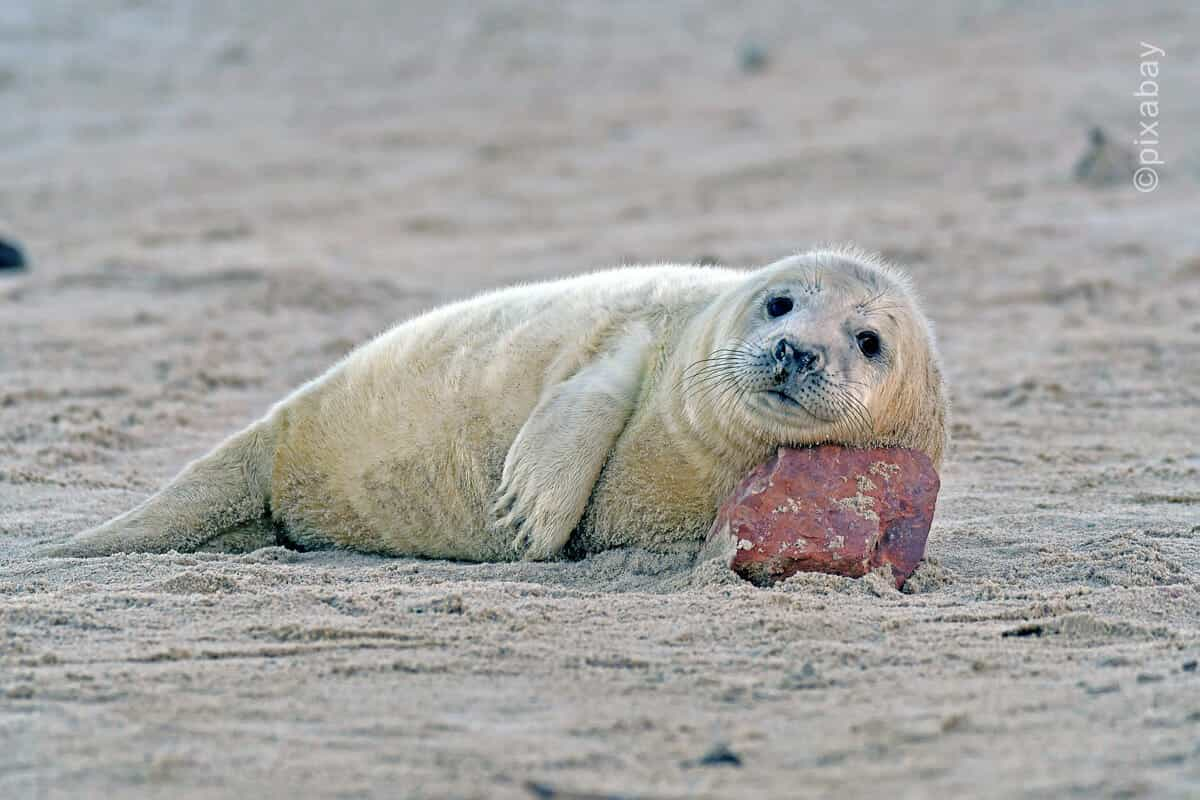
1073,126,1135,186
686,742,743,768
738,42,769,74
0,238,26,271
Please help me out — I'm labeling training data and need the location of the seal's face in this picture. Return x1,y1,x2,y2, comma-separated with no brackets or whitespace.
683,250,947,465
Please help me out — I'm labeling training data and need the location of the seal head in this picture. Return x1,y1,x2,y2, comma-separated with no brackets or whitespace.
678,249,946,467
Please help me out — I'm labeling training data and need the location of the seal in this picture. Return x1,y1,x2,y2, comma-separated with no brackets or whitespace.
46,247,947,560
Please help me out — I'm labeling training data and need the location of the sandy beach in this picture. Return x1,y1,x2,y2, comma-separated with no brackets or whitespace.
2,1,1199,797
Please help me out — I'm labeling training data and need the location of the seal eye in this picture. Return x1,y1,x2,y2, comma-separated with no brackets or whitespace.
856,331,881,358
766,296,793,318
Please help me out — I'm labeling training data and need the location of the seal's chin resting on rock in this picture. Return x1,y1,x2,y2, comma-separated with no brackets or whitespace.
46,247,948,562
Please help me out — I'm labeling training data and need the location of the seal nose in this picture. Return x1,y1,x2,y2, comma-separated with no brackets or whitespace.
772,339,822,381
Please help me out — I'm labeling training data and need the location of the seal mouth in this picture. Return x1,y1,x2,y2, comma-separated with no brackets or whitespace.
764,389,800,407
755,388,838,425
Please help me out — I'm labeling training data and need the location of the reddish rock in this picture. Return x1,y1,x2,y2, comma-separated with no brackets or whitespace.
707,446,940,589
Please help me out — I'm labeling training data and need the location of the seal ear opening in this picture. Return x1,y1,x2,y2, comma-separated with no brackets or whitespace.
41,419,278,557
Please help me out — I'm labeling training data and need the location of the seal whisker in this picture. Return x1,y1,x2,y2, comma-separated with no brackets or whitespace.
682,367,733,400
679,347,751,373
681,357,745,377
720,379,755,424
689,371,744,407
700,359,761,407
676,356,748,392
678,341,760,399
680,355,750,385
834,391,874,436
681,369,734,393
856,290,888,311
858,303,906,316
680,355,743,374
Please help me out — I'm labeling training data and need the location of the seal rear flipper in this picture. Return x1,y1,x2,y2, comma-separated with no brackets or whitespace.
41,418,277,558
195,517,288,554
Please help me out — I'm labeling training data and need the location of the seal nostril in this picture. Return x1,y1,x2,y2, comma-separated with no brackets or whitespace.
772,340,823,374
794,350,820,373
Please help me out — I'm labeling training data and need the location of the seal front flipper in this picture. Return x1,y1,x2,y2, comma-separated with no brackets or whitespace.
491,325,652,560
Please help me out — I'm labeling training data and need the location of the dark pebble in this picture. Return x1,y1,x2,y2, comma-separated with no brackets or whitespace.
1002,623,1044,638
0,238,26,271
524,781,633,800
1081,681,1121,696
739,43,768,74
687,742,743,768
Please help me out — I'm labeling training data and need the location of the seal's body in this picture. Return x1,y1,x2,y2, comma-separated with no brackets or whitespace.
276,266,714,560
48,249,947,561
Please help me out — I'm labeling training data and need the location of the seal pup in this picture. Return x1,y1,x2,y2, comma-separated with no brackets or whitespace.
47,248,947,560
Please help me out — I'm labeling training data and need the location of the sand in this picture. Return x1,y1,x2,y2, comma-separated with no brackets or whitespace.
2,1,1199,798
